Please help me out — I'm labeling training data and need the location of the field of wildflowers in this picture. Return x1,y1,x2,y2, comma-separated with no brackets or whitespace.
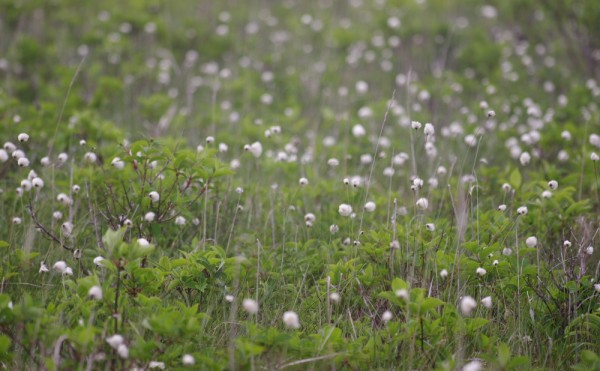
0,0,599,369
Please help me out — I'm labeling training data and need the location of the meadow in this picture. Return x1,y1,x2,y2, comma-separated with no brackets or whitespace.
0,0,599,369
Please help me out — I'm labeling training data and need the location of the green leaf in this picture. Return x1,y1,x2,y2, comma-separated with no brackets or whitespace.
509,168,521,189
391,278,408,292
498,342,510,367
507,356,530,368
0,241,9,248
102,227,127,254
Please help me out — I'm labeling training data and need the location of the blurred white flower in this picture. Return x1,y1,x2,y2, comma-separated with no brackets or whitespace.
526,236,538,248
282,311,300,329
339,204,353,217
476,267,487,276
382,310,393,322
88,286,103,300
182,354,195,366
242,298,259,314
149,191,160,203
481,296,492,309
416,198,429,210
17,133,29,142
460,296,477,315
364,201,376,212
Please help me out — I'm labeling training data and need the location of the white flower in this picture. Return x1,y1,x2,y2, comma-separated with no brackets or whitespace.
476,267,487,276
395,289,409,301
556,149,569,162
79,139,86,146
93,256,105,267
502,247,513,256
12,217,22,225
424,123,434,136
526,236,538,248
590,134,600,148
249,142,263,158
563,240,572,248
338,204,353,217
519,152,531,166
3,142,16,153
137,238,150,247
19,179,31,192
32,177,44,189
57,153,69,163
390,240,400,249
53,261,68,273
364,201,376,212
39,261,49,273
17,157,30,167
111,157,125,169
497,204,507,211
61,222,74,236
304,213,316,223
175,216,186,225
585,246,594,255
72,185,80,193
329,292,341,303
413,177,424,188
517,206,528,215
242,298,259,314
416,198,429,210
352,124,366,138
117,344,129,359
411,121,422,130
464,135,477,147
426,223,435,231
0,149,8,162
182,354,195,366
548,180,558,190
299,177,309,186
63,267,73,276
592,152,600,161
40,156,50,166
460,296,477,315
487,110,496,118
225,295,234,303
197,144,204,153
329,224,339,234
88,286,103,300
462,360,483,371
148,191,160,203
382,310,393,322
17,133,29,142
502,183,512,192
327,158,339,167
149,361,165,369
282,311,300,329
106,334,124,349
351,176,362,188
481,296,492,309
206,136,215,144
541,190,552,198
493,259,499,266
84,152,97,163
594,284,600,293
218,143,228,153
440,269,448,279
144,212,156,222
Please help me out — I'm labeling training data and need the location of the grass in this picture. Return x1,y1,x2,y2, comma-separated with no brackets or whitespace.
0,0,600,370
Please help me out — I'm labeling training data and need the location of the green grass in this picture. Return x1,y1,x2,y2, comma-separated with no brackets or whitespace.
1,0,600,369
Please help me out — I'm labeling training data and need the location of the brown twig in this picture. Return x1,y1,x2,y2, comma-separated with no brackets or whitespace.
27,204,73,252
